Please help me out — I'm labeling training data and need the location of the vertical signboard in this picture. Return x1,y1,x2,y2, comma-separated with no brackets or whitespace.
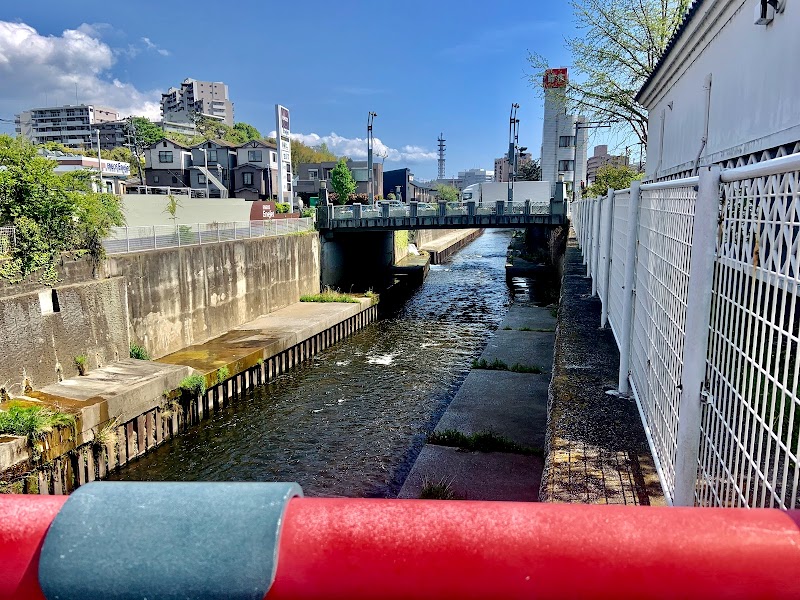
543,68,568,88
275,104,292,205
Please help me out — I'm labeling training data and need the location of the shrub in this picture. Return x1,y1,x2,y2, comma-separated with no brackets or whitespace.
216,366,230,385
179,374,206,397
74,354,88,376
129,343,150,360
276,202,291,214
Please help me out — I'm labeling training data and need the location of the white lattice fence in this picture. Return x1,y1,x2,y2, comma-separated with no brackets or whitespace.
608,190,630,343
699,164,800,508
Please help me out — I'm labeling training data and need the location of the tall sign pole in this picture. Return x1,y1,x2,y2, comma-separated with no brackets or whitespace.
275,105,292,206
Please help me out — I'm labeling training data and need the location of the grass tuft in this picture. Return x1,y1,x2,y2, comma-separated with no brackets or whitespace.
300,287,359,303
471,357,543,374
419,476,458,500
428,429,543,456
216,366,230,385
179,374,206,396
74,354,88,376
0,403,76,459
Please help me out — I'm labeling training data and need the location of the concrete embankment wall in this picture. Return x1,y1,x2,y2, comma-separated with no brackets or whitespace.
414,229,482,264
0,259,130,389
107,233,320,359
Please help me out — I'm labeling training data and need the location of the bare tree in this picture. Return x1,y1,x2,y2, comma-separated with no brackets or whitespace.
527,0,690,145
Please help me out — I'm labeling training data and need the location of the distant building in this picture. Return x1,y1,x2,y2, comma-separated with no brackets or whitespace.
92,120,128,151
458,168,494,187
15,104,119,149
494,152,531,183
161,78,234,132
189,139,238,198
383,168,437,203
295,160,383,201
539,68,588,199
39,148,130,195
586,145,629,183
143,139,193,189
232,140,279,201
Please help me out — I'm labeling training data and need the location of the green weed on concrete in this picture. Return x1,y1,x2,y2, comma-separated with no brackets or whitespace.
419,476,458,500
179,374,206,396
428,429,543,457
0,403,76,459
471,358,543,374
300,287,359,303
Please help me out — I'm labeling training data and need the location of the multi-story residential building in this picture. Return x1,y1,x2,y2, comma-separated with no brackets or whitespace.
586,145,630,183
143,139,193,189
458,168,494,187
92,120,128,151
295,160,383,202
637,0,800,180
539,68,588,199
15,104,119,149
161,79,234,131
189,140,238,198
494,152,531,183
232,140,279,201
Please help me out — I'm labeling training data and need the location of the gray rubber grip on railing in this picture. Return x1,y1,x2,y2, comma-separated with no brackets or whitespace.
38,481,302,600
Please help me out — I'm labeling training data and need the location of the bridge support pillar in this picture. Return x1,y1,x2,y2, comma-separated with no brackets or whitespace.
467,201,475,217
320,230,395,292
496,200,505,216
409,202,418,218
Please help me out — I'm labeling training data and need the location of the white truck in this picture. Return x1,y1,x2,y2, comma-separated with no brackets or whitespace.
461,181,551,205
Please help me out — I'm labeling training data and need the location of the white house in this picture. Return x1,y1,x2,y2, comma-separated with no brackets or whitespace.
637,0,800,180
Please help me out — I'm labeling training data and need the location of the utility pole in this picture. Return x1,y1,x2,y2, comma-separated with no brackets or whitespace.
507,103,520,204
96,129,104,193
367,112,377,205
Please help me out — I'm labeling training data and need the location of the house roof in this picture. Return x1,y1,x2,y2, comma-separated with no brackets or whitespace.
151,139,190,150
239,139,277,150
191,139,238,149
635,1,705,103
233,162,268,170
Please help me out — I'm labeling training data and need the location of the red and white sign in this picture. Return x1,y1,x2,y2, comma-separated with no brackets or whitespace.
544,68,568,89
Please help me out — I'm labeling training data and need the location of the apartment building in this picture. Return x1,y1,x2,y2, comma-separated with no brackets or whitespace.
161,79,234,130
586,145,630,183
15,104,119,149
458,168,494,187
494,152,531,183
92,120,128,151
142,139,193,188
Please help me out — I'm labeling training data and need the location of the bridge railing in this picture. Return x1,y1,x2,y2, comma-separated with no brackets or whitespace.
572,153,800,509
103,218,314,254
326,200,555,222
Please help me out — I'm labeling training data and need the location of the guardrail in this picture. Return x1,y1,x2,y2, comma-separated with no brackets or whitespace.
2,482,799,599
573,153,800,508
103,218,315,254
328,200,553,221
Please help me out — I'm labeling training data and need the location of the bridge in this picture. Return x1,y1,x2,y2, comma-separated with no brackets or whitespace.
317,199,567,231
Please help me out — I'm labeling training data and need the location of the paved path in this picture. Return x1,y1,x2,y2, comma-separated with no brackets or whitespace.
399,304,552,501
541,236,665,505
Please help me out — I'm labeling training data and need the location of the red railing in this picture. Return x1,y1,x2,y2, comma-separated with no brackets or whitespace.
3,495,799,600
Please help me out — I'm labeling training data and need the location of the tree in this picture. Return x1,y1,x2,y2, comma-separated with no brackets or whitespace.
233,122,261,141
517,159,542,181
434,184,460,203
290,139,338,171
527,0,689,145
329,159,356,205
128,117,165,146
583,163,642,197
0,135,125,283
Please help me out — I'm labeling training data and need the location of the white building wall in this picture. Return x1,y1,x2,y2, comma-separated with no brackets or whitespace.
540,85,587,197
641,0,800,179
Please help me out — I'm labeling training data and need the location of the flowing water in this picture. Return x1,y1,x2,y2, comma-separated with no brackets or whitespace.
111,229,547,497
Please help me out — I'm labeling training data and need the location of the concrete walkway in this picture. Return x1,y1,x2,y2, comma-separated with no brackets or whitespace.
541,237,665,505
398,304,553,501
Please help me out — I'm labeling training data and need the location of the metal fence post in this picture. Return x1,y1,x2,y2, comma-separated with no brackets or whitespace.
176,224,180,247
585,201,593,274
126,226,130,253
153,226,157,250
599,190,615,327
618,181,641,395
673,165,720,506
591,198,602,295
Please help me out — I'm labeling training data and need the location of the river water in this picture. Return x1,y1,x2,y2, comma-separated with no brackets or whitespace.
111,229,541,497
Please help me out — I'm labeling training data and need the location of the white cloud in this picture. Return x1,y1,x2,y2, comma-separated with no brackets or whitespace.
269,130,438,164
0,21,161,122
141,36,170,57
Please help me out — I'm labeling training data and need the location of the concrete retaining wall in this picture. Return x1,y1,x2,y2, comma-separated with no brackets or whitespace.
107,233,320,359
0,276,129,390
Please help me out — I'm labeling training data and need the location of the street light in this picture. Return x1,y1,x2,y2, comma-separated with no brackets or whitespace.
367,112,378,205
507,103,520,204
572,120,616,203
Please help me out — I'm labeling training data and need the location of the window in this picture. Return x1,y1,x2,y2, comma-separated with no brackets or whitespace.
270,152,277,163
352,168,369,182
158,151,173,163
153,175,160,183
198,174,207,184
322,168,333,179
172,176,178,184
243,172,253,186
247,150,262,162
308,169,319,179
208,150,218,161
559,135,576,147
558,160,575,171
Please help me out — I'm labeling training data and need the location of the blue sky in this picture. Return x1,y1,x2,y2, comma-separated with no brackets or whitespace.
0,0,621,179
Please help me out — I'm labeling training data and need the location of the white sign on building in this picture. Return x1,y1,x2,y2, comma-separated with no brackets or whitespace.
275,104,292,204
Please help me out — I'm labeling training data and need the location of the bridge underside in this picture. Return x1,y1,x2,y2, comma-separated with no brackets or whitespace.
319,214,566,232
